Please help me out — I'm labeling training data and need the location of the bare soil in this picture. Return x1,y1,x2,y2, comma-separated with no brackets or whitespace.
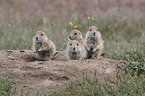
0,50,124,95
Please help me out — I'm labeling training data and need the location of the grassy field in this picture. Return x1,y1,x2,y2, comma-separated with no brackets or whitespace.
0,0,144,95
0,0,144,58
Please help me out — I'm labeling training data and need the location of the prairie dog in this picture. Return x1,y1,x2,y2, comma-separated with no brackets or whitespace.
33,31,56,60
84,26,103,59
68,30,84,45
65,40,87,60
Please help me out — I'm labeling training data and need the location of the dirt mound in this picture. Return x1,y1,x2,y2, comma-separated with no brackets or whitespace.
0,50,124,95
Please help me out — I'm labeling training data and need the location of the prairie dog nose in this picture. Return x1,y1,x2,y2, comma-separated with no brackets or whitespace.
93,32,96,36
73,47,76,51
36,37,38,41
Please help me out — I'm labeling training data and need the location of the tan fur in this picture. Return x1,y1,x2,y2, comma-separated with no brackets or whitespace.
68,30,84,45
32,31,56,60
65,40,87,60
84,26,103,59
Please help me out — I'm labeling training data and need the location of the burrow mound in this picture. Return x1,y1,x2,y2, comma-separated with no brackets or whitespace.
0,50,124,95
1,50,67,62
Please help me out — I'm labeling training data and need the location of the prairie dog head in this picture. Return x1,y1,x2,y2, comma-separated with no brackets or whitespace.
67,40,82,52
68,30,83,41
87,26,101,38
33,31,48,42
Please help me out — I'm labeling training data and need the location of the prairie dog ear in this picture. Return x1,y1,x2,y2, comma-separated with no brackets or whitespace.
33,36,36,41
68,36,71,41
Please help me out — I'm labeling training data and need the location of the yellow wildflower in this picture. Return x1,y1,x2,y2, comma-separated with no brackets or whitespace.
114,6,118,10
103,40,105,43
74,25,78,28
87,17,91,20
91,17,94,20
60,1,65,5
43,18,47,24
69,22,73,26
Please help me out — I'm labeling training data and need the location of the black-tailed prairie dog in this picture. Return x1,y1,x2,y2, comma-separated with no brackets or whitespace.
68,30,84,45
33,31,56,60
65,40,87,60
84,26,103,59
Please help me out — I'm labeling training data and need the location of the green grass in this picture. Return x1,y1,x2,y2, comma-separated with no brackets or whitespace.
48,73,145,96
0,76,16,96
123,50,145,76
1,72,145,96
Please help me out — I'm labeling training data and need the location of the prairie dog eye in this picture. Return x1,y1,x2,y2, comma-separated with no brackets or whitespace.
69,36,71,40
70,43,72,46
90,29,92,31
41,34,43,36
77,43,79,46
74,33,77,35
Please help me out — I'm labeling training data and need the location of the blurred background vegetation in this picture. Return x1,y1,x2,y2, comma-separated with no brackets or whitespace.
0,0,144,59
